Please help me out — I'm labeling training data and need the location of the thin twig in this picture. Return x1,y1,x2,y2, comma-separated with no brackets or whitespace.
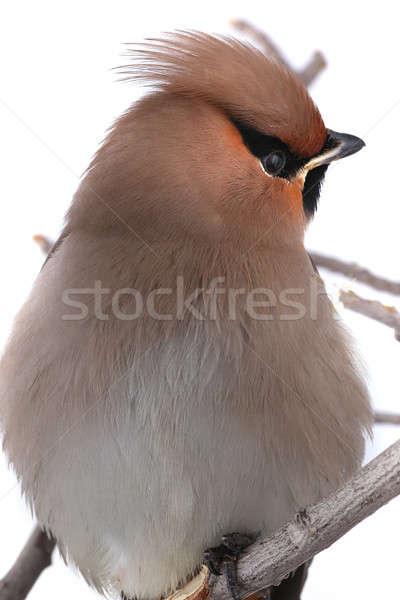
298,51,327,87
374,411,400,425
230,19,327,86
311,252,400,295
209,437,400,600
32,234,53,256
0,526,55,600
339,289,400,340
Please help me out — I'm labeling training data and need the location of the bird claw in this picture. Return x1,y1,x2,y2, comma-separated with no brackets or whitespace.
221,533,255,555
203,532,255,600
203,545,225,576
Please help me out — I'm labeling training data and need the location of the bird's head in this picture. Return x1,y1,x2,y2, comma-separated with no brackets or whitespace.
71,32,364,251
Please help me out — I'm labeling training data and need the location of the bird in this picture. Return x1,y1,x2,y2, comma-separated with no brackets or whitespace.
0,31,372,600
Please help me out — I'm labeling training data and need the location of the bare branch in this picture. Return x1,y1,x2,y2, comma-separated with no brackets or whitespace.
339,290,400,340
3,421,399,600
209,438,400,600
374,411,400,425
0,526,55,600
311,252,400,295
230,19,326,86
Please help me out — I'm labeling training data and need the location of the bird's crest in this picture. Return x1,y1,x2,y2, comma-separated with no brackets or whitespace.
119,31,326,157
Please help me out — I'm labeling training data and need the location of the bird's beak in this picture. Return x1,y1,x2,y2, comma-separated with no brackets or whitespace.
303,129,366,172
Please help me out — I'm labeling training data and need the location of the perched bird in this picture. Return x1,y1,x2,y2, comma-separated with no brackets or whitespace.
0,32,372,600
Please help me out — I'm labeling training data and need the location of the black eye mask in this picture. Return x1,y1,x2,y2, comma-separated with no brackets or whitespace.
232,119,333,217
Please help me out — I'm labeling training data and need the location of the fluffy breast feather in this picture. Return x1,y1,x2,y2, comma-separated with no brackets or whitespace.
0,234,372,598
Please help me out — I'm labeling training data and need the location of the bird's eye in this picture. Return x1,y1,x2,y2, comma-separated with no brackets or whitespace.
261,151,286,176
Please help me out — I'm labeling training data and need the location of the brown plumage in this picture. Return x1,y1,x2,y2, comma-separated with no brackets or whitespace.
0,32,371,600
121,32,326,156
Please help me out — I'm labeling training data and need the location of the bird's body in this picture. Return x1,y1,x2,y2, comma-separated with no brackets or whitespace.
0,33,372,599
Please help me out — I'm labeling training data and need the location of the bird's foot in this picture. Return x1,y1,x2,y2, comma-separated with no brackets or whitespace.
203,532,255,600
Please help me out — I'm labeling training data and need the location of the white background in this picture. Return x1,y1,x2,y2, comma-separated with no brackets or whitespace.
1,1,400,598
